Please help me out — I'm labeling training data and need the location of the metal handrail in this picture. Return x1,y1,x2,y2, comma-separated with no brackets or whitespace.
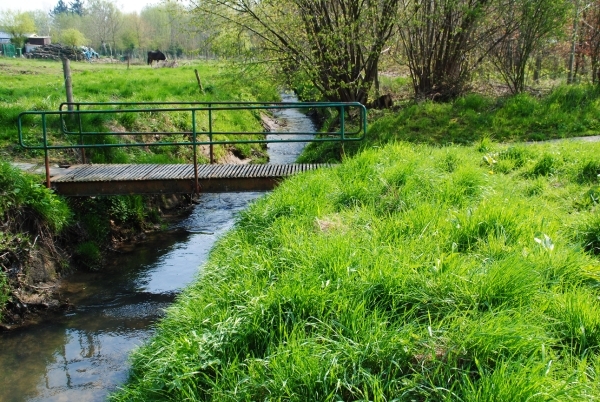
17,101,367,192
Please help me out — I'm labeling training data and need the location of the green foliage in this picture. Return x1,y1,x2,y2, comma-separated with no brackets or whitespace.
59,28,87,48
0,161,71,232
71,195,148,247
573,211,600,255
74,241,102,270
0,270,9,322
304,84,600,163
577,160,600,184
0,10,36,47
108,195,145,226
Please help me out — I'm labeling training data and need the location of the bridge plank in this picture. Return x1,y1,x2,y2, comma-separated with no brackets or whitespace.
49,163,334,196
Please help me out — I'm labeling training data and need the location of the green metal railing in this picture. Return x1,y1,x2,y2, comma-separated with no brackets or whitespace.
18,101,367,190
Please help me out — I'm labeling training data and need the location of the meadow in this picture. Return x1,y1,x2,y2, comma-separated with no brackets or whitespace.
0,57,280,312
112,137,600,400
0,58,279,164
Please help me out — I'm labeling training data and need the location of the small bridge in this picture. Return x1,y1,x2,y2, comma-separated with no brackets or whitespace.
18,101,366,196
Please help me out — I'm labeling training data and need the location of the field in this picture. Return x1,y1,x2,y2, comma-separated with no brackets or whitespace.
0,58,279,165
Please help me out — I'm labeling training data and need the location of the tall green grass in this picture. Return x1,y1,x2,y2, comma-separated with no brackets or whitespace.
112,139,600,401
320,86,600,156
0,161,71,231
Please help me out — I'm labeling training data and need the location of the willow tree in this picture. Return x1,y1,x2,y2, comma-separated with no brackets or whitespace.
189,0,400,103
398,0,513,100
0,11,36,48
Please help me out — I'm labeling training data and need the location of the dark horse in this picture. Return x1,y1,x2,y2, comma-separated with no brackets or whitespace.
147,50,167,66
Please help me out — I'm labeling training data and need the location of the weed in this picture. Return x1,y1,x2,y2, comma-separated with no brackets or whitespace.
75,241,102,270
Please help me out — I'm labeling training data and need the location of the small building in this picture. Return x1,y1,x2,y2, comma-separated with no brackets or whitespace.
24,35,52,54
27,35,51,46
0,31,11,44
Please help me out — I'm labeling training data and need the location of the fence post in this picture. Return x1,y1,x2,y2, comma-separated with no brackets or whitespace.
62,57,74,112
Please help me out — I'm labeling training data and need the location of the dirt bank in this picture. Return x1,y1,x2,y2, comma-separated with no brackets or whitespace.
0,193,195,331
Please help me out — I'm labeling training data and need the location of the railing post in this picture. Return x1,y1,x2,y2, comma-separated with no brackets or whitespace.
192,110,200,195
340,105,346,158
42,114,51,189
78,104,86,164
208,104,214,164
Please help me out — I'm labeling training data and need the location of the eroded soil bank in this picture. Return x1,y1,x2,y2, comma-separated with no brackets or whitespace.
0,193,195,330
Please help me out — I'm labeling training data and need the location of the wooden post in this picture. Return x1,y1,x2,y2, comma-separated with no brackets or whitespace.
195,69,204,93
62,57,74,111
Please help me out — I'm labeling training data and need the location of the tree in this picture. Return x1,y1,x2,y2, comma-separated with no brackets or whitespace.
190,0,400,104
60,27,87,48
84,0,122,56
51,0,70,16
576,1,600,83
489,0,569,93
29,10,52,36
141,5,172,51
70,0,85,16
0,11,36,48
398,0,515,100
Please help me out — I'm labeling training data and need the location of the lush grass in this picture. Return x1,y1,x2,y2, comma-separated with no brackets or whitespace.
373,87,600,145
0,161,71,232
300,86,600,164
0,58,278,164
112,139,600,401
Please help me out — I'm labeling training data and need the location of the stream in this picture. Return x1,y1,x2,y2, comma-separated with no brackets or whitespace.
0,92,316,402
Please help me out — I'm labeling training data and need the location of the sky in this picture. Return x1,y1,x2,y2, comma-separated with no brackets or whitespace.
0,0,160,14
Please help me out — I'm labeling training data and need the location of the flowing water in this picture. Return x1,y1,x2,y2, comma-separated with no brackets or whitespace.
0,93,315,402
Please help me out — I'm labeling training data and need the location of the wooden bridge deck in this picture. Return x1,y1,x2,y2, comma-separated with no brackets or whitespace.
48,163,332,196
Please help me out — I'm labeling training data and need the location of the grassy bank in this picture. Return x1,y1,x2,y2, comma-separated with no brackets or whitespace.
113,138,600,400
300,85,600,163
0,161,71,322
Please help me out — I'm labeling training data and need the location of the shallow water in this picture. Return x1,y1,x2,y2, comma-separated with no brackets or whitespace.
0,93,314,402
267,92,316,164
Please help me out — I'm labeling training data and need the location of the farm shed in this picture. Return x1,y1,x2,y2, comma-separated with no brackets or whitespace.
27,35,51,46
